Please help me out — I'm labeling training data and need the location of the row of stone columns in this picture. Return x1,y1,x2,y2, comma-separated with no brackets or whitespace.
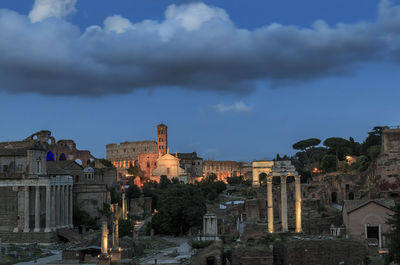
267,175,302,233
22,184,73,232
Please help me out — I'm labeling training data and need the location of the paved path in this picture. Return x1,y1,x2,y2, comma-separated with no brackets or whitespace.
139,237,192,265
14,250,61,265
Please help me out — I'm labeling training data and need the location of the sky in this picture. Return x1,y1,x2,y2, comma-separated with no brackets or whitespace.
0,0,399,161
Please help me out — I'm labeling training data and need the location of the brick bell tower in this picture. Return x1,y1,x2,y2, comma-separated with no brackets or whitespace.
157,123,168,156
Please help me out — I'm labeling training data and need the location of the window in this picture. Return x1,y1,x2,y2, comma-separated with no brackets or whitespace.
17,164,22,171
36,160,42,174
366,226,379,240
167,168,170,174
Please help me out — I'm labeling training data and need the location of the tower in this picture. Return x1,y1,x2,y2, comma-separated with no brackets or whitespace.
157,123,168,156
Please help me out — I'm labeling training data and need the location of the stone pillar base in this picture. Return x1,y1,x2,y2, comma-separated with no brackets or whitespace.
33,228,41,232
23,228,30,233
13,227,19,233
111,249,121,263
44,228,52,233
98,255,111,265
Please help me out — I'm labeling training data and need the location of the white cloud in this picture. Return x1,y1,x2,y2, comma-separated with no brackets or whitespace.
104,15,135,33
215,101,253,113
29,0,77,23
165,3,229,31
1,1,400,96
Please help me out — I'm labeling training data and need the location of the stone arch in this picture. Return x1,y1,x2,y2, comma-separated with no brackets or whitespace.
46,151,55,161
252,161,274,187
259,172,267,183
206,256,216,265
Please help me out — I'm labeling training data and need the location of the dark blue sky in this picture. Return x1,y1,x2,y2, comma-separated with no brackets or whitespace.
0,0,398,161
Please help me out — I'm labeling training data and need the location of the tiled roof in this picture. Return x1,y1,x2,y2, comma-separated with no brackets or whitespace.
343,199,395,213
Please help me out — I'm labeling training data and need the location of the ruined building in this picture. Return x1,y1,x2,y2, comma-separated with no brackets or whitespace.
372,126,400,199
203,160,247,182
0,134,73,243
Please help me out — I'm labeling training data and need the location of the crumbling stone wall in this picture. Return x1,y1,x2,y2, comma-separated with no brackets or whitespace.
273,240,367,265
231,244,273,265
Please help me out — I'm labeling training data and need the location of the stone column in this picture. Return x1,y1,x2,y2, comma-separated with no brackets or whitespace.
60,185,64,227
280,175,288,232
101,221,109,255
45,185,52,232
122,193,126,220
23,186,30,232
267,175,274,233
295,175,302,233
69,185,73,228
64,186,69,228
56,185,61,228
51,185,56,230
34,186,41,232
115,219,119,247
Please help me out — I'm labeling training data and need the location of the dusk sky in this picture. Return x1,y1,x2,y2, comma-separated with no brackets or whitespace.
0,0,399,161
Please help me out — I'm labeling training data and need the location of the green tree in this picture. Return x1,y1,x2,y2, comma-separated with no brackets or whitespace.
361,126,383,155
323,137,350,170
119,218,136,238
158,175,172,189
126,184,141,199
151,184,206,235
367,145,381,161
99,159,114,168
292,138,321,175
320,154,337,172
127,164,144,178
386,203,400,264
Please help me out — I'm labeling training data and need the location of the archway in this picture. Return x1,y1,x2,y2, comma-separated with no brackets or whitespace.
206,256,216,265
46,151,55,161
252,161,274,187
59,153,66,161
259,173,267,184
331,192,338,204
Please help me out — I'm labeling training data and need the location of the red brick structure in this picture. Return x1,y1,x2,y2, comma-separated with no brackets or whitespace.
106,123,169,180
157,123,168,156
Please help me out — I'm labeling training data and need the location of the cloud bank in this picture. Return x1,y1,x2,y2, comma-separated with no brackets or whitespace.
215,101,252,113
1,0,400,96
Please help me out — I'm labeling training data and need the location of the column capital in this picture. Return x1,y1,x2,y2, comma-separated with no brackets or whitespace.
266,175,273,182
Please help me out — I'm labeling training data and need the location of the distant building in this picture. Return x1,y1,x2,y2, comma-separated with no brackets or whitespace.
177,152,203,178
106,124,168,180
151,150,187,182
343,199,395,249
203,160,245,182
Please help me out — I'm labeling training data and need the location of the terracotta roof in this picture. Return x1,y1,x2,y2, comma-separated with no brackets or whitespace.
343,199,395,213
47,161,83,175
177,152,202,160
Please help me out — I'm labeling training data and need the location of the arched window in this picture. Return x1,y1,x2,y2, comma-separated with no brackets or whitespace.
59,153,66,161
46,151,55,161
